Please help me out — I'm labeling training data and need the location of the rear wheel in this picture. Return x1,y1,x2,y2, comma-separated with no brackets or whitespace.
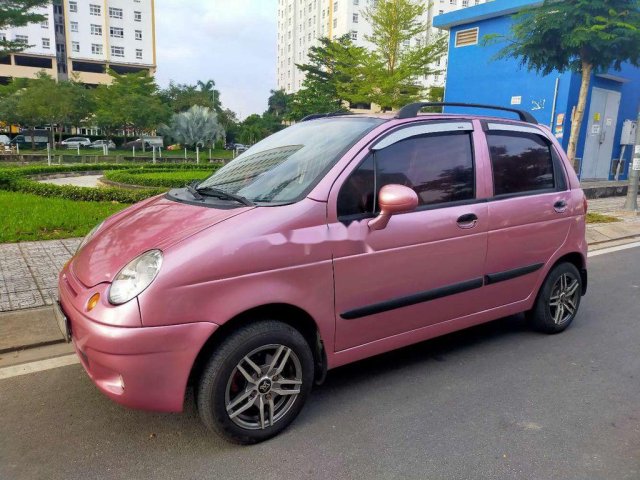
197,320,314,444
528,262,582,334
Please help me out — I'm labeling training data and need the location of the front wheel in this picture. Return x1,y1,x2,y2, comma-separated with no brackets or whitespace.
528,262,583,334
197,320,314,444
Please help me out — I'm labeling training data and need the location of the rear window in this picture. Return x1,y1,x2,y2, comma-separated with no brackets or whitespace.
487,132,555,196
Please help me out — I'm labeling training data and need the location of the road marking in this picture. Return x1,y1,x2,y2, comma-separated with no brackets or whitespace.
0,354,79,380
588,241,640,258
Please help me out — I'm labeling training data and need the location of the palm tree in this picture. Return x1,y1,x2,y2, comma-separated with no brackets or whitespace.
197,79,220,111
160,105,225,148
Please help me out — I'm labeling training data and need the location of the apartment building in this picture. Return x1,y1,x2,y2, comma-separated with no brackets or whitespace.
276,0,488,96
0,0,156,86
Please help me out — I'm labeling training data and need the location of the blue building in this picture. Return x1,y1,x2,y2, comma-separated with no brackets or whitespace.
433,0,640,181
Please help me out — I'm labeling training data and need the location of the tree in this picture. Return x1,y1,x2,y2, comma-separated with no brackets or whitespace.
363,0,447,109
491,0,640,168
197,79,221,111
0,0,49,57
267,89,292,117
160,105,224,148
289,35,366,120
93,70,170,142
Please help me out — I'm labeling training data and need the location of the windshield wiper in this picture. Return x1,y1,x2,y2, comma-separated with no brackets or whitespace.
185,182,204,201
196,185,255,206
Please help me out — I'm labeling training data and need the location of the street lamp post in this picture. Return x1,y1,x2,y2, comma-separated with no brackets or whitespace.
624,109,640,211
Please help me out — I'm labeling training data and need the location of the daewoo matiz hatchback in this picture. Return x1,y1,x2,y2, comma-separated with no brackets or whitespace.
57,102,588,444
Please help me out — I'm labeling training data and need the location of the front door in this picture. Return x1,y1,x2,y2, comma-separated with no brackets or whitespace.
582,87,621,180
327,122,489,352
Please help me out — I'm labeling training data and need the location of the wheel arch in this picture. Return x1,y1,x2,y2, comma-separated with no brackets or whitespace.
188,303,327,398
551,252,587,295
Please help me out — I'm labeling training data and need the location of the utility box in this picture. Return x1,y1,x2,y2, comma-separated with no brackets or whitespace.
620,120,637,145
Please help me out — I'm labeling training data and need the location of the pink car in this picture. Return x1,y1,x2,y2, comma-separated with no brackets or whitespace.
57,102,588,444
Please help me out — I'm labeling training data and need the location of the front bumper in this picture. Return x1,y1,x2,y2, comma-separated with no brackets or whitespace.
58,267,218,412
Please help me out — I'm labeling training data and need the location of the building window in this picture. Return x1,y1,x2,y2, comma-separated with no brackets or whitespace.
135,49,142,59
455,27,479,47
109,7,123,19
487,132,557,196
333,18,337,28
353,13,358,23
450,0,456,4
90,24,102,36
354,0,359,4
134,11,142,22
41,15,49,28
91,43,103,55
135,30,142,40
70,21,78,32
15,35,28,44
69,1,77,13
334,1,338,12
72,41,79,53
89,4,101,16
462,0,468,6
42,38,50,49
350,30,357,40
110,27,124,38
111,46,124,57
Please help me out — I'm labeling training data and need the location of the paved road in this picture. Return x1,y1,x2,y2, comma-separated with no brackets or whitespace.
1,247,639,480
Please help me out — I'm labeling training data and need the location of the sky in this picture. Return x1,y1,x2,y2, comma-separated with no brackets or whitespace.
154,0,278,119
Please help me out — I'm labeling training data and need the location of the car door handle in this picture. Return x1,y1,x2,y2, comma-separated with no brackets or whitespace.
456,213,478,229
554,200,568,213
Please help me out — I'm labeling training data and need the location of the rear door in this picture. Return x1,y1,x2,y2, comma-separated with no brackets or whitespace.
480,123,572,310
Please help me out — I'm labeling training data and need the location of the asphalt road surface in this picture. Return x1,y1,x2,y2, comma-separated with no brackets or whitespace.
1,246,639,480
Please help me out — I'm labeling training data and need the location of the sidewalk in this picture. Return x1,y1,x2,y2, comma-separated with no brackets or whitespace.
1,196,639,355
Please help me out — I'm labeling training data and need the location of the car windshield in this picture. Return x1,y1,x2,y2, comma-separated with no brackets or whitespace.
197,117,384,204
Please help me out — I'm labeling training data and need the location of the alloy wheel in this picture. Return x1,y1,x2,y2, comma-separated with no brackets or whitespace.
549,273,580,325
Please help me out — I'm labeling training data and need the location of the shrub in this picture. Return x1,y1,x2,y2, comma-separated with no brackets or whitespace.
0,164,213,203
103,166,216,188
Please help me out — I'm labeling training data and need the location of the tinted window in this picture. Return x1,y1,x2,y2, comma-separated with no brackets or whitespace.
338,131,475,217
487,132,555,196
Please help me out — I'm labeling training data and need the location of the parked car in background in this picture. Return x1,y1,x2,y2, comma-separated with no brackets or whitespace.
11,130,50,148
123,138,152,150
58,102,588,445
0,134,11,145
234,143,248,153
61,137,91,148
89,139,116,149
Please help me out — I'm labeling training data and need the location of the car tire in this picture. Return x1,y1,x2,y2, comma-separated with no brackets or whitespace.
528,262,582,334
197,320,314,444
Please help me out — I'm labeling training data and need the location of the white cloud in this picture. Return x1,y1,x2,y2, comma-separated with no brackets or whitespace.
155,0,278,118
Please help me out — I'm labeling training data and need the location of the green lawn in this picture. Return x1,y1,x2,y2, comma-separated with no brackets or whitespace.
0,190,129,243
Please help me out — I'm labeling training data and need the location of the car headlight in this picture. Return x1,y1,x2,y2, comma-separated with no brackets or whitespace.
77,221,104,252
108,250,163,305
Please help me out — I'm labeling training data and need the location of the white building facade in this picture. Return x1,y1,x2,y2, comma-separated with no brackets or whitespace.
276,0,488,97
0,0,156,86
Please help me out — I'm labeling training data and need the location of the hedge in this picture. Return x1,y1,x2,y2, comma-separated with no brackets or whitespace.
102,165,217,188
0,164,212,203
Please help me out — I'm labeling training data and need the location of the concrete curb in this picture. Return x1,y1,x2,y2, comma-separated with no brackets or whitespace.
0,306,63,354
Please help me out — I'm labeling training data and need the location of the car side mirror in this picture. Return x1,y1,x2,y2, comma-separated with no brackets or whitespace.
368,184,418,231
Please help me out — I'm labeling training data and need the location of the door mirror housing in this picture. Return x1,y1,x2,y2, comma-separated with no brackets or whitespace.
368,184,419,231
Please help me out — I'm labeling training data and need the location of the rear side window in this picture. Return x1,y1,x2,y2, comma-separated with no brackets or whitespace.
338,132,475,218
487,132,556,196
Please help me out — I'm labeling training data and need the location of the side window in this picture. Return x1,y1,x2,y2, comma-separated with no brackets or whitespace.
487,132,556,196
337,131,475,218
375,132,474,207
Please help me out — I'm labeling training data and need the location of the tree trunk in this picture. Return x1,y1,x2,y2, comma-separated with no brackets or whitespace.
566,60,593,171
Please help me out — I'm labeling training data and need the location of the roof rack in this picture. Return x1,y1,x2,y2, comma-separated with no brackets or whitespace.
301,111,353,122
395,102,538,124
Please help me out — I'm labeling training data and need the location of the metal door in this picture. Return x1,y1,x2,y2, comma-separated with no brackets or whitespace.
582,88,621,179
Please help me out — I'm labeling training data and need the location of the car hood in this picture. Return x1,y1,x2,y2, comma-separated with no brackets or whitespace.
72,195,253,287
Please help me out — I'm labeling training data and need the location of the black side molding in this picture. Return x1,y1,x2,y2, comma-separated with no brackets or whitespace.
484,263,544,285
341,278,484,320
